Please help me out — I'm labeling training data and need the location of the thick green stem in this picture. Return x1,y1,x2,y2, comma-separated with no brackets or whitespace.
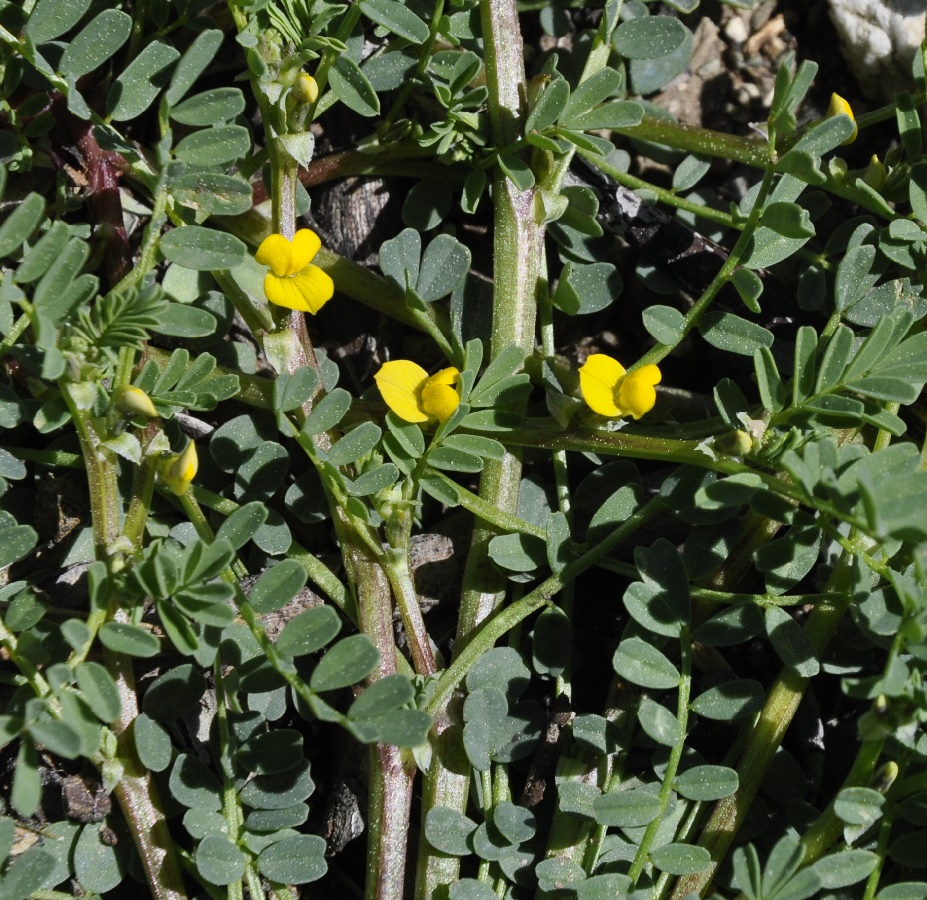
418,4,540,894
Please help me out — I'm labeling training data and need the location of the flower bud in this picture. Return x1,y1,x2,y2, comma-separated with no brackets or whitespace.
161,441,198,496
294,73,319,105
114,385,158,419
861,154,886,191
826,93,857,144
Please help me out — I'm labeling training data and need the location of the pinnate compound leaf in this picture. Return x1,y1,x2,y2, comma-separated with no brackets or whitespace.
812,850,878,889
651,842,712,875
99,622,160,657
700,312,773,356
358,0,428,43
329,56,380,117
593,788,662,827
675,765,739,801
160,226,247,271
642,305,685,344
311,635,379,691
613,637,679,689
134,713,173,772
303,388,352,435
691,679,764,720
614,15,689,59
196,836,245,886
0,193,46,258
425,807,477,856
107,40,179,121
248,560,308,614
258,835,327,884
765,606,819,677
75,661,121,722
25,0,91,43
74,823,128,893
166,29,223,106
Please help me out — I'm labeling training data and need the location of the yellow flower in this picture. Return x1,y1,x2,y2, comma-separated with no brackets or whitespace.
161,441,198,496
375,361,461,425
255,229,334,314
114,385,158,418
826,93,857,144
579,355,661,419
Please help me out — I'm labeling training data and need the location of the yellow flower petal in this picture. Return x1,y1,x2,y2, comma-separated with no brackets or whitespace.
255,233,293,278
427,367,460,387
291,229,322,273
263,267,334,313
421,382,460,423
634,364,662,387
827,93,857,144
579,354,625,417
375,360,430,423
291,267,334,313
163,441,198,496
618,375,657,420
264,272,311,312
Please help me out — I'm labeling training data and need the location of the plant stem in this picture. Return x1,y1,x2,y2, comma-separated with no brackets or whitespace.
801,730,886,864
628,631,692,884
419,4,541,893
613,116,770,168
427,497,662,720
633,164,776,370
348,542,416,900
61,381,187,900
668,545,860,898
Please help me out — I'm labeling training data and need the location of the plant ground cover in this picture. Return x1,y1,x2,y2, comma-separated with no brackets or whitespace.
1,1,927,899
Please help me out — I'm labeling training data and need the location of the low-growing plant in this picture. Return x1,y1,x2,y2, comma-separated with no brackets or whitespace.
1,0,926,899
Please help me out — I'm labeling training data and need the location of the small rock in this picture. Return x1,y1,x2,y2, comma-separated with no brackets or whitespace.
724,16,749,45
828,0,926,99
